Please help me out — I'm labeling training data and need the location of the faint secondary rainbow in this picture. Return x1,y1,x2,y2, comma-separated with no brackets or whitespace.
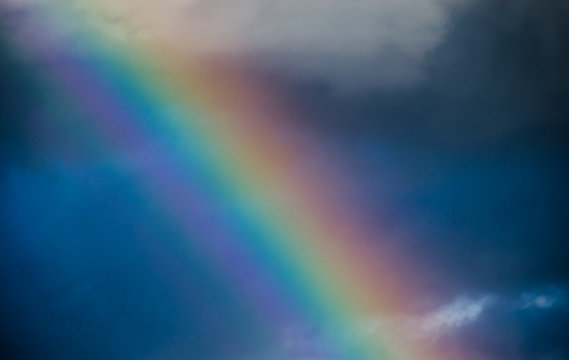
7,1,444,359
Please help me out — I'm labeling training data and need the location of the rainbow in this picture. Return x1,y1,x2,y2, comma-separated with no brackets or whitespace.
4,1,444,359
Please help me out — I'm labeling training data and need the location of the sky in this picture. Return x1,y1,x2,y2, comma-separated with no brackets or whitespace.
1,0,569,359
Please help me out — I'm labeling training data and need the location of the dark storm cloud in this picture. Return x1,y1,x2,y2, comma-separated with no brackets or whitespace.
423,0,569,146
278,0,569,147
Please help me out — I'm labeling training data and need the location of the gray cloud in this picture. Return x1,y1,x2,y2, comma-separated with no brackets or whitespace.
3,0,469,90
182,0,463,89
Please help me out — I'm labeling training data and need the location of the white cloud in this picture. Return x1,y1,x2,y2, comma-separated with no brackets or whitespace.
4,0,468,89
419,296,494,335
182,0,457,89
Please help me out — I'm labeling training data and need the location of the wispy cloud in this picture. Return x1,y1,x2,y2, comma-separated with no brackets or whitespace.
418,296,494,335
519,288,565,310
